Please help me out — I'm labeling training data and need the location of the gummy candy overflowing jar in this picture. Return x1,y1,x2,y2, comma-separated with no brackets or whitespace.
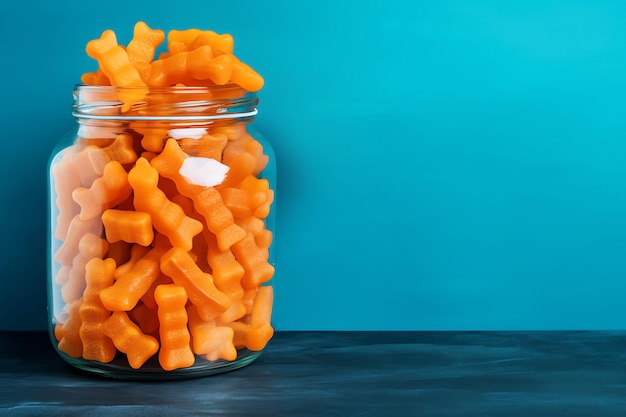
47,22,276,379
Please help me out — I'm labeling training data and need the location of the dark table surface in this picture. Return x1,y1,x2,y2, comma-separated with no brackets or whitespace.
1,331,626,416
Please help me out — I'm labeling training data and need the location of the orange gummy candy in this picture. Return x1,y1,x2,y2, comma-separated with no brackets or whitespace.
128,301,160,336
179,133,228,160
166,28,202,52
113,243,151,279
102,209,154,247
51,156,81,240
128,157,203,251
127,21,165,67
101,310,160,369
61,233,109,304
160,247,231,321
81,68,111,85
231,232,275,290
66,144,107,187
86,29,148,111
146,45,215,87
246,285,274,351
230,61,264,92
191,31,234,55
154,284,195,371
188,306,237,361
79,258,117,363
56,299,84,358
204,230,245,299
93,133,139,165
100,237,169,311
54,215,103,266
72,160,133,221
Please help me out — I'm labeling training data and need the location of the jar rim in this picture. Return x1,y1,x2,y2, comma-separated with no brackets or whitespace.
72,83,259,121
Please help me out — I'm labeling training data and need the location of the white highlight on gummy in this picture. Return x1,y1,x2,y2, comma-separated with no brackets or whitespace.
168,128,207,140
179,157,230,187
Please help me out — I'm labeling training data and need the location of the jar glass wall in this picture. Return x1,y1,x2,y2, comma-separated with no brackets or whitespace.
47,85,275,379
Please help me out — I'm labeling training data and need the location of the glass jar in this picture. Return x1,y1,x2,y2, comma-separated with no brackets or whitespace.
47,85,276,379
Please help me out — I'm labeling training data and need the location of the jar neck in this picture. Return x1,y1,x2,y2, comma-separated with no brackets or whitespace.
72,84,259,122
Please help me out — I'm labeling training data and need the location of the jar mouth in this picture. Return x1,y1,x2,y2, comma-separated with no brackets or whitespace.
73,84,259,121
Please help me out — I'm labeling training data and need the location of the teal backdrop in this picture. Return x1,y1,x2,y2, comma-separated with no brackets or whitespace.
2,0,626,331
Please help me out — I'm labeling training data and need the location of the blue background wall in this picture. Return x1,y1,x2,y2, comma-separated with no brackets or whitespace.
2,0,626,331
